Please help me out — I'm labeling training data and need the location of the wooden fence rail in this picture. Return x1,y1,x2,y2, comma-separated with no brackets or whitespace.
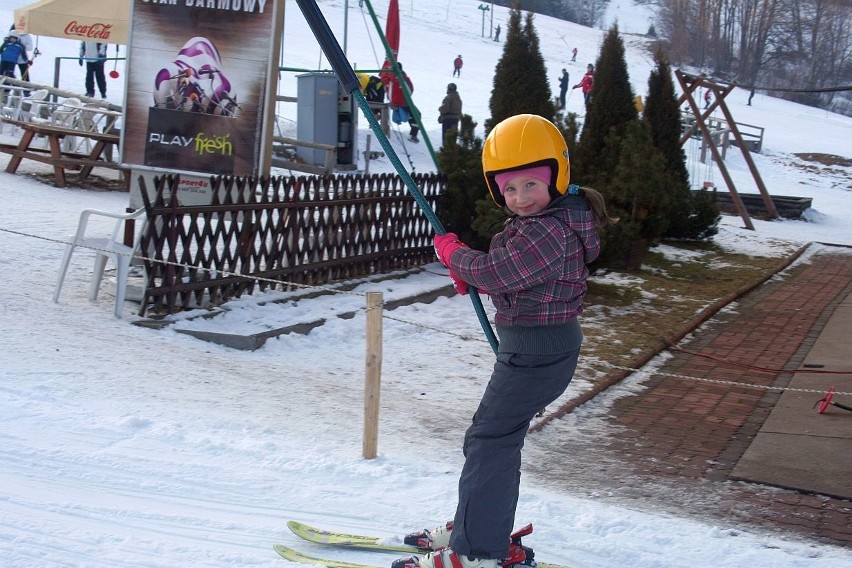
138,172,445,316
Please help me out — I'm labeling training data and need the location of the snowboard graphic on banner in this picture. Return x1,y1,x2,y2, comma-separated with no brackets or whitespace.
122,0,277,178
144,36,238,173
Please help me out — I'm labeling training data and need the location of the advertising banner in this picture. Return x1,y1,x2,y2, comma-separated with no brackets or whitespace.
14,0,130,44
122,0,278,178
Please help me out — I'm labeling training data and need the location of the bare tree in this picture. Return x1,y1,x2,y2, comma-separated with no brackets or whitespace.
737,0,778,83
654,0,851,113
656,0,693,63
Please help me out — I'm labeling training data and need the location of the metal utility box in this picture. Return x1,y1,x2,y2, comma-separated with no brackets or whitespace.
296,73,358,169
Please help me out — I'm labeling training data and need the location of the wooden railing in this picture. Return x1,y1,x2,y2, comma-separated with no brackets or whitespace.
271,135,337,174
138,172,445,315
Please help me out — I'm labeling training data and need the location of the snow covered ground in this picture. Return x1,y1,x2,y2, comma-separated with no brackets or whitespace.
2,1,852,566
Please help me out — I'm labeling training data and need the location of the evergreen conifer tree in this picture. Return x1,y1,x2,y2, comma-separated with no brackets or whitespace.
643,49,691,239
485,1,555,133
439,0,556,249
644,50,689,189
597,120,672,267
644,49,719,240
435,115,492,251
572,25,637,189
555,111,580,152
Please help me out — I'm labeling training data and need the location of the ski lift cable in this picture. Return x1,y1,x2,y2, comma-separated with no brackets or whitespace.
738,83,852,94
392,124,417,172
689,73,851,94
357,1,382,68
294,0,500,354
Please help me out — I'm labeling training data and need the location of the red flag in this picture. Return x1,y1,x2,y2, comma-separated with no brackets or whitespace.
385,0,400,58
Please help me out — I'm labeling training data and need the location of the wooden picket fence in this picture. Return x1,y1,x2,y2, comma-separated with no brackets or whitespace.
137,172,445,315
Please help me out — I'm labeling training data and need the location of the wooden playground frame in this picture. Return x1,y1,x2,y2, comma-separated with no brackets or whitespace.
676,70,778,230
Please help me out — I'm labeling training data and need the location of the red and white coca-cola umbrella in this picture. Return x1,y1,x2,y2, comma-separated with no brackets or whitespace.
14,0,130,45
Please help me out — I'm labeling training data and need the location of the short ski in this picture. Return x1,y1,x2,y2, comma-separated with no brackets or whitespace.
283,521,573,568
274,544,383,568
273,544,574,568
287,520,420,553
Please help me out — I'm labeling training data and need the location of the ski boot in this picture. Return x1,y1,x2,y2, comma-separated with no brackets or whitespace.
507,524,536,568
404,521,453,550
395,524,536,568
393,549,498,568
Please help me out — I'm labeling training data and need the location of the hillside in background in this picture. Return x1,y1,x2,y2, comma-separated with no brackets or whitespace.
1,1,852,566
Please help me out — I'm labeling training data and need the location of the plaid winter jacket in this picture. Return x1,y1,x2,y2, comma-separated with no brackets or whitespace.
450,193,600,328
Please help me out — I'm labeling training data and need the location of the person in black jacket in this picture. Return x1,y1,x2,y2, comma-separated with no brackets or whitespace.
358,73,386,122
558,68,569,109
438,82,462,144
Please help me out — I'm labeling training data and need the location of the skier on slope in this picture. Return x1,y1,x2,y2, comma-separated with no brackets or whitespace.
386,62,419,143
394,115,617,568
572,63,594,107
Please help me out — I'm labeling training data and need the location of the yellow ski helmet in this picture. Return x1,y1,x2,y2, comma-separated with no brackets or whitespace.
482,114,570,207
356,72,370,92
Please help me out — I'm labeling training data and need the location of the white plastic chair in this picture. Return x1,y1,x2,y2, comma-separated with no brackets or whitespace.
1,84,30,133
52,97,82,126
52,97,86,152
18,89,51,125
54,207,146,318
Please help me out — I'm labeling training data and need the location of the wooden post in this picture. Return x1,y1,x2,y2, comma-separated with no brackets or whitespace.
363,291,383,459
363,135,372,176
124,208,136,248
715,100,779,218
381,104,390,135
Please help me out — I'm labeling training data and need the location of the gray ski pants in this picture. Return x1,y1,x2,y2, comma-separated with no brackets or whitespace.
449,348,580,559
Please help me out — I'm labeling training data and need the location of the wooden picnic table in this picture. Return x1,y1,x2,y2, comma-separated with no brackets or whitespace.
0,118,127,188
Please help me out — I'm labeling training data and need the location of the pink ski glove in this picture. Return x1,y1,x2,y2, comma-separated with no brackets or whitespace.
433,233,469,296
433,232,467,267
447,269,469,296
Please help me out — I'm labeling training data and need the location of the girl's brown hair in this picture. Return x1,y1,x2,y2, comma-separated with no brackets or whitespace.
579,187,619,228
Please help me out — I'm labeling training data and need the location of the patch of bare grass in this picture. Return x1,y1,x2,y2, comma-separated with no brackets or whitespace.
580,242,799,383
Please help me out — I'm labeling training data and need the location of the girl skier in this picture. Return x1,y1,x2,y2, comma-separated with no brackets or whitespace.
398,114,616,568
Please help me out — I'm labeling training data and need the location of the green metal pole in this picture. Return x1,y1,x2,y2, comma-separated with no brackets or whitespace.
293,0,499,354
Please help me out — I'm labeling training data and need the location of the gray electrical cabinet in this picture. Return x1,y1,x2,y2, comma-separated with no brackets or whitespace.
296,73,358,169
336,88,358,168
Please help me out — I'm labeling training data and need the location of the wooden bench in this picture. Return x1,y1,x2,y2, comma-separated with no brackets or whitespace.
0,118,128,188
271,135,337,175
693,189,813,219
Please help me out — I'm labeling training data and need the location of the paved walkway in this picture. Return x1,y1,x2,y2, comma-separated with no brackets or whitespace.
599,244,852,546
183,239,852,546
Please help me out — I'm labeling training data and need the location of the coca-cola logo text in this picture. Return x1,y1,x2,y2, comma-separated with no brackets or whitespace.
64,21,113,40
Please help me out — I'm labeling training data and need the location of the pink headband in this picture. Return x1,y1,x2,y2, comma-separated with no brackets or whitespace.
494,166,552,194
